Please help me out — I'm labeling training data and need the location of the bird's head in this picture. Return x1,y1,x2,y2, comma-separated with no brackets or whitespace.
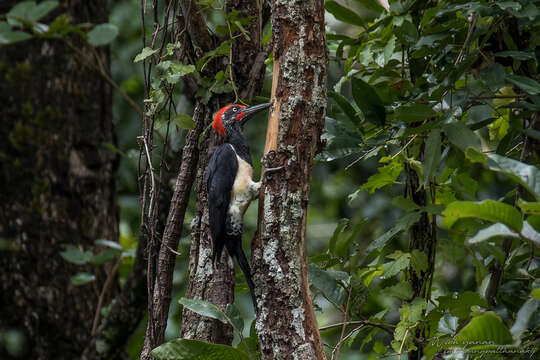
212,102,272,137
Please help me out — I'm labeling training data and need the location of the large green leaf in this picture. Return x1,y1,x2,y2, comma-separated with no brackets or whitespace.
328,91,362,126
506,74,540,95
60,244,94,265
178,298,228,324
444,122,481,151
88,24,118,46
510,298,539,339
467,223,520,244
381,251,411,279
381,282,413,299
7,1,59,24
454,312,513,347
395,104,437,123
442,200,523,232
437,291,488,320
365,211,421,253
485,154,540,199
151,339,250,360
325,1,364,27
358,158,403,193
308,263,345,306
351,78,386,125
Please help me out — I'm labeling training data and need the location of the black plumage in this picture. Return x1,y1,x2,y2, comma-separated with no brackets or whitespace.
206,103,273,308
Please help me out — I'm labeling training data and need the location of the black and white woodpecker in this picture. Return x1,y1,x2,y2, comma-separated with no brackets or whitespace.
206,102,277,307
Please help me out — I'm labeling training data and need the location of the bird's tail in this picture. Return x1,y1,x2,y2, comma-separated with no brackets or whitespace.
227,238,257,309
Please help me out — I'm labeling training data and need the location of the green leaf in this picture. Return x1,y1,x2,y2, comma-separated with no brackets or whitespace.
95,239,124,251
0,28,32,45
151,339,250,360
329,218,349,255
442,200,523,232
71,272,96,286
465,147,487,163
225,304,244,333
444,122,481,151
395,104,437,123
381,251,411,279
410,250,428,276
438,314,459,336
170,62,196,76
173,114,195,129
438,291,488,320
365,211,421,253
359,158,403,194
89,249,119,265
518,199,540,215
87,23,118,46
29,1,59,21
510,298,539,339
351,78,386,125
532,288,540,300
480,63,505,92
422,129,441,185
308,263,345,306
485,154,540,198
60,244,94,265
467,223,520,244
454,312,513,347
134,47,158,62
178,297,228,324
381,282,413,299
506,75,540,95
7,1,58,24
495,51,536,61
325,1,364,27
328,91,362,126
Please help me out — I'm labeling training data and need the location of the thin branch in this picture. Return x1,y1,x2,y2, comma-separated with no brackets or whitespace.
320,320,395,335
91,259,121,336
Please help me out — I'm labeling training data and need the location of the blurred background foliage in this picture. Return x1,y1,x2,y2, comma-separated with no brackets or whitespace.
1,0,539,359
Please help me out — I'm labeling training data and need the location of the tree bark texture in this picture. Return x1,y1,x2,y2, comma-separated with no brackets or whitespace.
251,0,328,358
405,143,436,360
178,0,267,346
0,1,118,359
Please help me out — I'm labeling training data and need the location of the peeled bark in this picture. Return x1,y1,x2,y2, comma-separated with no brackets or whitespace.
251,0,328,358
0,1,117,359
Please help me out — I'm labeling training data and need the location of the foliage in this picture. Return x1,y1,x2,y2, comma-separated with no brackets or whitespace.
315,0,540,358
3,0,540,359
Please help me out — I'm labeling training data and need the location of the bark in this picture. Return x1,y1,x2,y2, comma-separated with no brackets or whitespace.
178,0,267,346
405,144,436,360
251,0,328,358
0,1,118,359
179,0,266,342
179,120,235,344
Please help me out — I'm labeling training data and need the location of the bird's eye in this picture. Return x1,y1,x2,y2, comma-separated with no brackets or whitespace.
232,107,238,112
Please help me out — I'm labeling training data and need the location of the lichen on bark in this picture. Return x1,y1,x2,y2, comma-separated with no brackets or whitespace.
251,0,328,358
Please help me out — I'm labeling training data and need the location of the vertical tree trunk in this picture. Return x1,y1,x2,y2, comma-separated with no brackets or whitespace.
178,0,267,345
0,1,117,360
251,0,328,358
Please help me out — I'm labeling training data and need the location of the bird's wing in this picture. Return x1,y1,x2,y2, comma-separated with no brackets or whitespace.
206,144,238,264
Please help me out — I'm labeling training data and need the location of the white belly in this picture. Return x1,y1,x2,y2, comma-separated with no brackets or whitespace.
229,156,257,221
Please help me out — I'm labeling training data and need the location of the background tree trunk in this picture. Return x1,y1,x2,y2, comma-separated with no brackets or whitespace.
0,1,118,360
251,0,328,358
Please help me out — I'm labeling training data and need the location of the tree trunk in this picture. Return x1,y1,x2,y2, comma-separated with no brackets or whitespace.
0,1,117,360
178,0,267,345
251,0,328,358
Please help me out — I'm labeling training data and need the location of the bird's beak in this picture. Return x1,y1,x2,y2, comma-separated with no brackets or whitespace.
240,102,273,125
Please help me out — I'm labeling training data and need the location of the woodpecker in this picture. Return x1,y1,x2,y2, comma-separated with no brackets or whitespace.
206,102,274,307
